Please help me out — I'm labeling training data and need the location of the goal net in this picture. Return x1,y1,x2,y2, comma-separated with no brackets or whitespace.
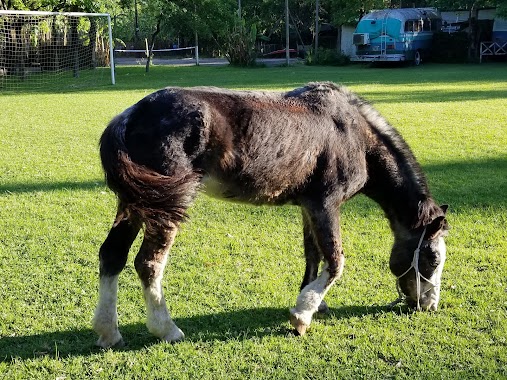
0,10,115,92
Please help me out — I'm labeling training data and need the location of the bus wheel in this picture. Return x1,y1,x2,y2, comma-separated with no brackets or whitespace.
414,50,422,66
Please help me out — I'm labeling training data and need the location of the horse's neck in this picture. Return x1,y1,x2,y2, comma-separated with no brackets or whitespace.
362,137,428,235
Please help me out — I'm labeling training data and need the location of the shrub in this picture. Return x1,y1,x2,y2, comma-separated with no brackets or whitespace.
305,47,350,66
223,19,258,67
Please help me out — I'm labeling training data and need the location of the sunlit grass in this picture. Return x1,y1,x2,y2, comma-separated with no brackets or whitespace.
0,62,506,378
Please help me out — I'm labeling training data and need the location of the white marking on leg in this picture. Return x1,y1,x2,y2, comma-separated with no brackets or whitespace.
291,264,334,322
425,236,446,311
290,260,343,334
142,256,184,342
93,275,123,348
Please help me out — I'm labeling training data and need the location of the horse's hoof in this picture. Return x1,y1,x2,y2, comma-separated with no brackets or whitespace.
317,300,329,314
161,327,185,343
95,333,124,349
289,313,309,336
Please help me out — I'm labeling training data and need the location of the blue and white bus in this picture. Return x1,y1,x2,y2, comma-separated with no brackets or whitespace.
351,8,441,65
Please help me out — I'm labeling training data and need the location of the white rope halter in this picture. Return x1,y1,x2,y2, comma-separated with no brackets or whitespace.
391,227,438,311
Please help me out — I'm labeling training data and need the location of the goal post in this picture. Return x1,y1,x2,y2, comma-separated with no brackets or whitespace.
0,10,115,91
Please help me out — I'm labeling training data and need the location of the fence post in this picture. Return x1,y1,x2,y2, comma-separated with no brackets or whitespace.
195,32,199,66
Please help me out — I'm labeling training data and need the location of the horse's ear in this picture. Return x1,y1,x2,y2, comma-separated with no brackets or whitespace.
425,216,447,240
440,204,449,215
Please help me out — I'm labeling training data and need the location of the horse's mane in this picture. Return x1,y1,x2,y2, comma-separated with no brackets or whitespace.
296,83,427,190
328,83,443,228
284,82,428,194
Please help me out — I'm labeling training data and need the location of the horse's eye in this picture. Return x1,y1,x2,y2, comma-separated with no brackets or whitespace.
425,249,439,267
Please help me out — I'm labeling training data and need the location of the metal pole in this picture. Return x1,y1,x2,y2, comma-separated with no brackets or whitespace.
285,0,290,65
315,0,319,61
107,14,115,85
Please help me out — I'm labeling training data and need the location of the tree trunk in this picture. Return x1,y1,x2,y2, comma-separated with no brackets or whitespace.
70,16,79,77
315,0,319,61
89,17,97,68
50,16,60,71
6,19,26,79
146,17,162,73
336,24,342,54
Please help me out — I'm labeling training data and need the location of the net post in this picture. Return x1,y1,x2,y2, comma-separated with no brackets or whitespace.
107,14,115,85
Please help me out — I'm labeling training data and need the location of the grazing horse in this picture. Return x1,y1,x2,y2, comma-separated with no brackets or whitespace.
93,82,449,347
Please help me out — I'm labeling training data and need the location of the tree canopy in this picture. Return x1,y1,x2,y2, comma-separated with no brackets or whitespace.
2,0,506,59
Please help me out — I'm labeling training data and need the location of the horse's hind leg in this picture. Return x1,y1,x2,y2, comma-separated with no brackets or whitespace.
290,203,344,335
93,217,141,348
300,212,329,314
134,222,184,342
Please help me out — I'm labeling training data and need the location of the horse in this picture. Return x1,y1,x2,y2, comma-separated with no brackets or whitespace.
93,82,449,347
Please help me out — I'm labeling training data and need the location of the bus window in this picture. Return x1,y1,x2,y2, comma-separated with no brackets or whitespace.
423,18,431,31
415,19,422,32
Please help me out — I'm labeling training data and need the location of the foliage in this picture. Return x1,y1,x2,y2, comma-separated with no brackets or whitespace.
4,0,507,62
109,0,238,53
325,0,382,26
305,47,350,65
431,0,501,12
241,0,314,45
223,18,258,67
149,0,236,40
498,0,507,17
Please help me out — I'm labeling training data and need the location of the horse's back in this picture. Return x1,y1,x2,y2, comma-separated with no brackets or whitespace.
120,84,368,204
188,84,367,204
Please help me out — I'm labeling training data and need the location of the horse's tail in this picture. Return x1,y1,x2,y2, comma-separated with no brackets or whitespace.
99,111,200,231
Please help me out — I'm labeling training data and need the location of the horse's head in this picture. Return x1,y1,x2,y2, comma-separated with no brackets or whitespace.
390,206,449,311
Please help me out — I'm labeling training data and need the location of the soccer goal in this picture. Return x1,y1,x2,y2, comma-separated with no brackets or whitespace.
0,10,115,92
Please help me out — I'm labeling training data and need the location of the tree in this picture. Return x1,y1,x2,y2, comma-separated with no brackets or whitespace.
149,0,236,42
223,18,258,65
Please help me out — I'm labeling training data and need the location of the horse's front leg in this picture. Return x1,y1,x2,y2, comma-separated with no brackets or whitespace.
93,217,141,348
134,224,184,342
290,204,344,335
300,211,329,314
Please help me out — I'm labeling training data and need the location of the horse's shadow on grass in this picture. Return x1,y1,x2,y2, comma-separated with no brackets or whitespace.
0,304,409,361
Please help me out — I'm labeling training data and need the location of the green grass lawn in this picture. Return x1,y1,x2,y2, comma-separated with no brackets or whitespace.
1,63,506,379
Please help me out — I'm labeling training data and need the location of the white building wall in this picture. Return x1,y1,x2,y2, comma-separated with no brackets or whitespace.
341,25,356,56
441,10,469,24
